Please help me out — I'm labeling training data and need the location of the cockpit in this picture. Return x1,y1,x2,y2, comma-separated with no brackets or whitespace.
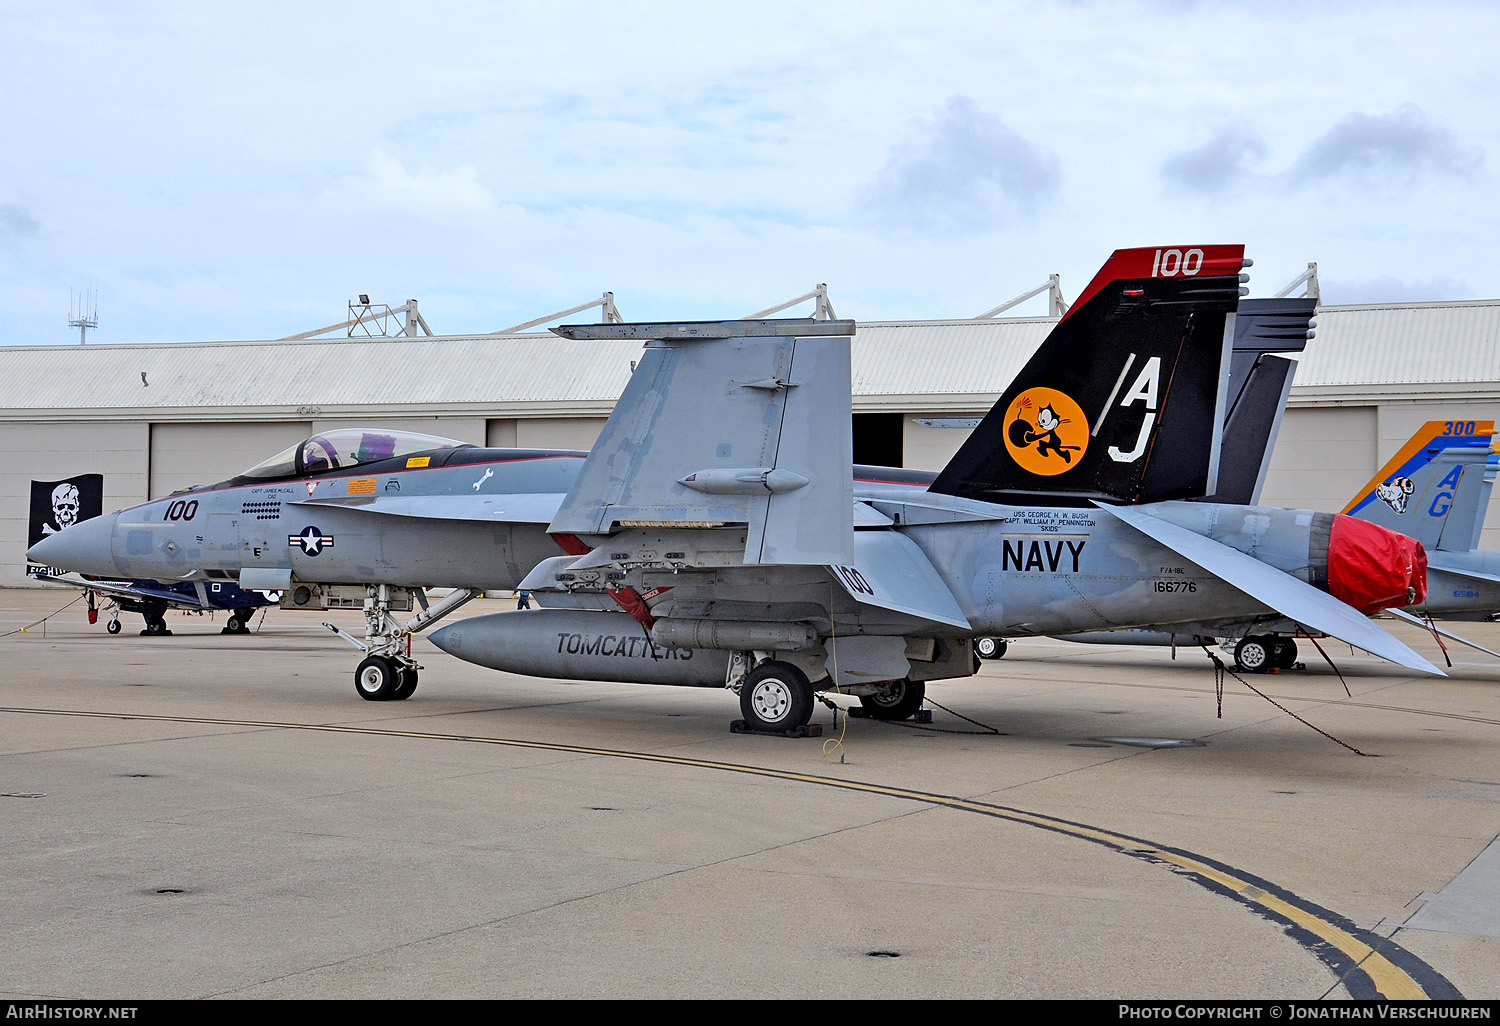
238,428,473,480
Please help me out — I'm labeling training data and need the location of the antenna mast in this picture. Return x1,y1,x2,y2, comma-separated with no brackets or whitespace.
69,288,99,344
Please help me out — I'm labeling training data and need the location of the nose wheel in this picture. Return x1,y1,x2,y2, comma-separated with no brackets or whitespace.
354,655,419,701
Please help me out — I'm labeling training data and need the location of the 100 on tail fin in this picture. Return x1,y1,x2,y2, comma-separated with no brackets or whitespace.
929,245,1248,506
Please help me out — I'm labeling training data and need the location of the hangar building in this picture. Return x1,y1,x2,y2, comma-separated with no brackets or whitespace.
3,295,1499,587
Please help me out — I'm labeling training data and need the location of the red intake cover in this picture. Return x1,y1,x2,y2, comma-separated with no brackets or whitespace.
1327,515,1427,614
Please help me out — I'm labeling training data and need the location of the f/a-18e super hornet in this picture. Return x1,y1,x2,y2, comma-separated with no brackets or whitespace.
422,245,1440,733
25,428,586,699
27,245,1437,721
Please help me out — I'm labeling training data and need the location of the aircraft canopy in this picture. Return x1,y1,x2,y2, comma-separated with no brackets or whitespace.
239,428,472,479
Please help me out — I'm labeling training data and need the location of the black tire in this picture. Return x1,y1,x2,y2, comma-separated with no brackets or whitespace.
739,661,815,732
1274,639,1298,669
859,678,926,721
355,656,401,701
390,666,419,701
106,619,121,635
975,637,1007,660
1234,636,1271,674
223,616,245,634
145,617,167,636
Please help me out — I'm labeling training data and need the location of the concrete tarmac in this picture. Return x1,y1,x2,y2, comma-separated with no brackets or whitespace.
1,590,1497,1000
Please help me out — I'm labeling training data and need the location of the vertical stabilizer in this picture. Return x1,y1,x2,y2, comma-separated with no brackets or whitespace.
1199,296,1316,505
1344,421,1497,551
929,245,1248,505
546,319,855,565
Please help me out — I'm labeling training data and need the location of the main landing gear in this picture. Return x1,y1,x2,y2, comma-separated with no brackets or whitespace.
326,585,482,702
975,636,1008,660
738,661,816,732
733,659,930,733
138,600,171,636
221,607,256,634
1233,635,1298,673
858,677,927,721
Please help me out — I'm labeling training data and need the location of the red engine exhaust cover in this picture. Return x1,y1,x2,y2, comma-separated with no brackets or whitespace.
1328,515,1427,614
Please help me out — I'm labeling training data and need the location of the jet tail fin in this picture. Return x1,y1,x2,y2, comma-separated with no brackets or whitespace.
929,245,1248,506
1199,296,1316,505
1343,421,1497,552
546,319,856,565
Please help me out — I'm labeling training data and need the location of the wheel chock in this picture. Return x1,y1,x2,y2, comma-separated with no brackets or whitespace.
730,720,823,738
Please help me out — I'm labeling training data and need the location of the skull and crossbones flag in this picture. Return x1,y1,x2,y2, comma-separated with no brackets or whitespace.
28,474,104,548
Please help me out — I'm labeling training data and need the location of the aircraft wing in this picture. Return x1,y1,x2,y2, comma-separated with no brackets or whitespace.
294,492,566,523
30,572,208,611
1093,502,1445,676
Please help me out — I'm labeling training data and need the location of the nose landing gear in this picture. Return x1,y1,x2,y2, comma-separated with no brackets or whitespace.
327,585,480,701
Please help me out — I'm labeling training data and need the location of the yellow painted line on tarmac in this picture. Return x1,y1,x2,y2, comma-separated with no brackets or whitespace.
0,704,1454,999
1145,850,1425,1000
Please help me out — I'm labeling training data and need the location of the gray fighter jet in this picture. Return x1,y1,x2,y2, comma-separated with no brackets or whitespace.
28,245,1439,723
421,245,1440,733
25,428,585,698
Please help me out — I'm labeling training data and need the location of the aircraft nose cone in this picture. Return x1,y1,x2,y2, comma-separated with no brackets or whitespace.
26,512,120,575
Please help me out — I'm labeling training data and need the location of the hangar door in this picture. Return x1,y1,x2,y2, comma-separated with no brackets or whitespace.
150,422,312,499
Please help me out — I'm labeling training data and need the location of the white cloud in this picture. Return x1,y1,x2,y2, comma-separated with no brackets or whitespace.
325,152,499,217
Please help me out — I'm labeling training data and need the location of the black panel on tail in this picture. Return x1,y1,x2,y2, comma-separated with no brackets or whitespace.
929,246,1245,506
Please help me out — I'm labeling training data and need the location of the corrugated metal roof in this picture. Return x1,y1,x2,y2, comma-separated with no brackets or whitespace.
1291,300,1500,388
2,300,1496,421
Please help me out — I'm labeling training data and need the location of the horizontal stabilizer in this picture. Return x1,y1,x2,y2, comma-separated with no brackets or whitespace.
296,493,565,523
1094,502,1444,677
828,530,971,630
1429,564,1500,586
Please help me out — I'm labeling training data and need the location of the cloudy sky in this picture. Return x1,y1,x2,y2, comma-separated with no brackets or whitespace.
2,1,1496,344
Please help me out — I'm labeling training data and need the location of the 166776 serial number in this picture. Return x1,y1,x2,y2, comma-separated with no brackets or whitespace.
1153,579,1197,593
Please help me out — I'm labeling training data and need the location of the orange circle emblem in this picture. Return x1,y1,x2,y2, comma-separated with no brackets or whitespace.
1002,388,1090,476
